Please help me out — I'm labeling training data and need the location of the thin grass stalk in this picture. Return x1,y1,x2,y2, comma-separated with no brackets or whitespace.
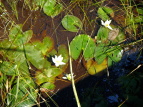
67,38,81,107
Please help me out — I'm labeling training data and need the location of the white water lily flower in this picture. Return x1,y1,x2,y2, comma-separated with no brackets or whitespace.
101,20,113,30
52,55,65,67
62,73,75,81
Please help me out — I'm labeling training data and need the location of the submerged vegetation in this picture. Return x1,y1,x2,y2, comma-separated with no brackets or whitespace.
0,0,143,107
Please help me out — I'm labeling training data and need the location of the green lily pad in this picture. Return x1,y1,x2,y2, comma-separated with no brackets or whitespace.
102,6,114,18
35,71,55,85
35,68,62,86
107,47,123,66
97,7,110,21
70,34,95,60
22,30,33,43
25,44,46,69
32,36,54,55
35,0,47,8
8,24,33,46
0,61,17,75
94,44,108,64
8,24,23,41
96,26,110,44
84,59,107,75
43,0,63,17
95,44,123,66
62,15,83,32
44,68,63,78
0,39,24,63
0,42,26,64
40,82,55,90
7,47,26,63
58,45,69,63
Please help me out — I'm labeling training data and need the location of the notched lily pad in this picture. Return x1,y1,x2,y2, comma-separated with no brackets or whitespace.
107,48,123,66
35,67,63,90
62,15,83,32
94,44,108,64
70,34,95,60
98,7,110,21
8,24,33,46
43,0,63,17
32,36,54,55
58,44,69,63
84,59,107,75
8,24,23,41
102,6,114,18
95,44,123,66
0,61,17,75
40,82,55,90
96,27,110,43
25,44,46,69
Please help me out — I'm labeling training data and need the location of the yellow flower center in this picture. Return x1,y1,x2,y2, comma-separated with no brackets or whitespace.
105,24,109,27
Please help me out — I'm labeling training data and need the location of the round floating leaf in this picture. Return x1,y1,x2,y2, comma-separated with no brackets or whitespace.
0,39,25,63
107,48,123,66
102,6,114,18
95,43,123,66
8,24,23,41
62,15,83,32
8,25,33,46
96,27,110,44
97,7,110,21
94,44,108,64
35,68,62,86
32,36,54,55
42,36,54,55
22,30,33,43
70,35,82,60
113,31,125,42
70,34,95,60
41,82,55,90
35,71,55,85
58,45,69,63
84,59,107,75
44,68,63,78
43,0,63,17
0,61,17,75
25,44,46,69
6,46,26,63
36,0,47,8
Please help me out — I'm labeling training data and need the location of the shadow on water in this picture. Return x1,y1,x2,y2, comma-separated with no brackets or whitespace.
34,50,143,107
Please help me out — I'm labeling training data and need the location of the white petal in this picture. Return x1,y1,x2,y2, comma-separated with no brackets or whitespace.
62,77,67,79
107,25,113,30
54,55,57,59
58,55,63,61
52,57,55,63
59,62,66,65
55,63,60,67
101,20,105,25
52,55,65,67
106,20,111,24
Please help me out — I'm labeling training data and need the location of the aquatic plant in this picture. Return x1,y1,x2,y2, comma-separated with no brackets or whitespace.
0,0,143,107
